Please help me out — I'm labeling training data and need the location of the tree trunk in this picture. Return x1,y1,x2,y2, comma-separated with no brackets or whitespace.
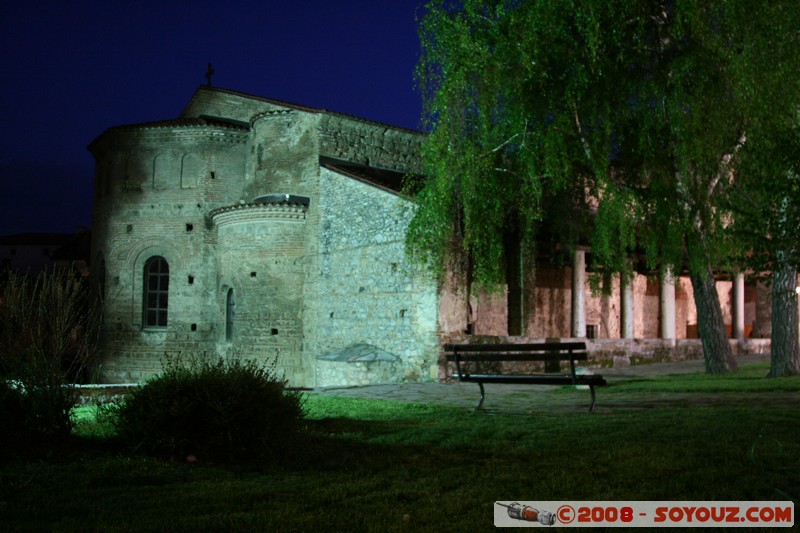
690,266,737,373
769,262,800,377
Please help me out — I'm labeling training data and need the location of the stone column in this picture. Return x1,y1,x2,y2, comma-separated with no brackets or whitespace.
751,279,772,338
621,274,635,339
732,272,745,341
660,266,676,340
572,250,586,337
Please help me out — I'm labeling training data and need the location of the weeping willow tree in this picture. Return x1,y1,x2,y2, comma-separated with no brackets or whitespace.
720,0,800,377
731,126,800,377
407,0,800,373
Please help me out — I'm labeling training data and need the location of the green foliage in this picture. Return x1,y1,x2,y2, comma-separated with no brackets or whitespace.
409,0,800,284
110,354,305,462
408,0,575,287
409,1,800,372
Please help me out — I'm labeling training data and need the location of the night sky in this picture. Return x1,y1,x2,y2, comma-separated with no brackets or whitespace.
0,0,426,236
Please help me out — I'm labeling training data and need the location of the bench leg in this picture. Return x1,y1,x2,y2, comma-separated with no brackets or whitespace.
477,382,486,410
588,385,597,412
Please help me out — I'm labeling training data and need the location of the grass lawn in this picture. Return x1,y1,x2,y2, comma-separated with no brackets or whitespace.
0,363,798,531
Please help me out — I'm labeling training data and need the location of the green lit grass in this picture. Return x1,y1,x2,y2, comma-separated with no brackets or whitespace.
2,366,798,532
607,363,800,393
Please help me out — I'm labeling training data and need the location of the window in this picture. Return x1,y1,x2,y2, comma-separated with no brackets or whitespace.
144,257,169,328
225,288,235,341
97,259,106,300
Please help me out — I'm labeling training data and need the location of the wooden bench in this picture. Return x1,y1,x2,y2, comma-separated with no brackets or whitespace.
443,342,607,411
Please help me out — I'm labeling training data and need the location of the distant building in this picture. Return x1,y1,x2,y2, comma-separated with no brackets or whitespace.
0,230,90,277
89,86,770,387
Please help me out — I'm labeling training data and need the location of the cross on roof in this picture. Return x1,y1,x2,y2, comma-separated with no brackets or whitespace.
205,63,214,87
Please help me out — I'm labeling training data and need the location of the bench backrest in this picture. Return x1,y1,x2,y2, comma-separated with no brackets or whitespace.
443,342,587,361
443,342,588,378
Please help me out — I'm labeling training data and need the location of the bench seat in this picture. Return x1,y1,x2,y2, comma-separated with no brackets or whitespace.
444,342,607,411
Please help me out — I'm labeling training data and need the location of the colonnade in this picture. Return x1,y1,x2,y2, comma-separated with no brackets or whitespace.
569,250,747,340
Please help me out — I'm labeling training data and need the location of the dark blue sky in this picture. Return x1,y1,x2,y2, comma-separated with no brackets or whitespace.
0,0,426,235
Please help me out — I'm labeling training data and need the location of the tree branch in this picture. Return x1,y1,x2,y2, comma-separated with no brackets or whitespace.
491,132,520,153
490,119,528,153
573,102,593,163
708,131,747,197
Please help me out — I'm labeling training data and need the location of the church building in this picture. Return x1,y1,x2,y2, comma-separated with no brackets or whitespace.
89,86,770,387
89,86,439,387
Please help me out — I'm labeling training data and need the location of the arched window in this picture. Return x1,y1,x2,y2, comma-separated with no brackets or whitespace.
144,256,169,328
225,288,235,341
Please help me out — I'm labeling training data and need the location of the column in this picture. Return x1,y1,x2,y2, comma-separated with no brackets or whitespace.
660,266,676,340
732,272,745,341
572,250,586,337
621,273,635,339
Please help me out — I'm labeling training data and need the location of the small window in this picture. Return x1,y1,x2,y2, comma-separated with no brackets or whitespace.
586,324,597,339
144,256,169,328
225,288,235,341
97,259,106,300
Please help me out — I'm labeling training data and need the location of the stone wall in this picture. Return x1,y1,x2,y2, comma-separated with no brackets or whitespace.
306,167,438,386
182,87,288,124
212,202,309,385
90,124,247,383
90,87,431,386
318,115,423,172
245,111,320,201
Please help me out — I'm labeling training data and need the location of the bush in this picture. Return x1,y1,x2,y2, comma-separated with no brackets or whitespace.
0,379,77,456
0,380,29,451
0,268,101,441
110,355,305,462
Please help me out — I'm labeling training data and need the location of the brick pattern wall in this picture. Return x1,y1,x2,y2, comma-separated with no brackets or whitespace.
90,126,246,382
213,204,309,385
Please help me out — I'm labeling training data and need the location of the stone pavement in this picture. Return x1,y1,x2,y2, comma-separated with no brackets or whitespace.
308,353,788,414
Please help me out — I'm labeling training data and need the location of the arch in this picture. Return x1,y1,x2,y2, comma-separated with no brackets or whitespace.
181,153,202,189
143,256,169,328
125,154,149,191
153,153,175,190
129,243,184,330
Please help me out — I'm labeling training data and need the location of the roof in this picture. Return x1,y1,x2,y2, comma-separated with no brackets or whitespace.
50,230,91,261
320,156,414,195
0,232,77,246
185,86,425,136
97,116,249,134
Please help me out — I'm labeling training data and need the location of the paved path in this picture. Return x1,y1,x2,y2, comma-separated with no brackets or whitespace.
308,353,792,414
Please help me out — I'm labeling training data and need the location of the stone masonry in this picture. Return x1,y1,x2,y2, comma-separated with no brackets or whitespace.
89,86,437,386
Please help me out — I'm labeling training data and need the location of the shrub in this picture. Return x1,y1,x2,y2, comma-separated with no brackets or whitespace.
110,355,305,462
0,268,101,440
0,380,29,451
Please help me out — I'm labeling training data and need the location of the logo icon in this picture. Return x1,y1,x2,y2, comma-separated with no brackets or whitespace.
496,502,556,525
